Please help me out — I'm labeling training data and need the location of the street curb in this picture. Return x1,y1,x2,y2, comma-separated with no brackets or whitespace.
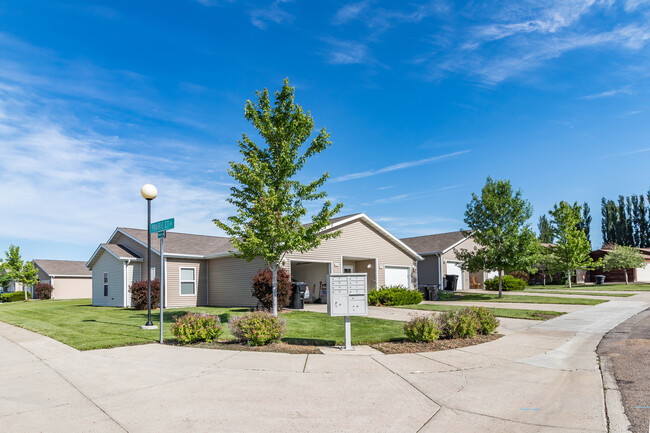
600,355,632,433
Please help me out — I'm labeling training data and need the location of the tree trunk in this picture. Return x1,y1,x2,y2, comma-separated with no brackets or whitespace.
24,284,27,301
498,270,503,298
271,263,278,317
625,270,629,285
543,273,546,287
567,270,572,288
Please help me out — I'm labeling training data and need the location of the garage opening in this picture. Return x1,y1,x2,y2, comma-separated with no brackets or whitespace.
290,261,330,303
384,265,410,288
446,261,465,290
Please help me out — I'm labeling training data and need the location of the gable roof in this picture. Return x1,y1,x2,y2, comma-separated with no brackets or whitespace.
86,244,143,269
33,260,92,277
99,213,422,262
400,231,469,255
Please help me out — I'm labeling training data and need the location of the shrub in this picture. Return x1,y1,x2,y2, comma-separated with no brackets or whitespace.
34,283,54,300
0,291,32,302
468,306,500,335
508,271,529,283
368,286,423,306
129,279,161,310
484,275,526,291
170,313,223,344
229,311,286,346
251,268,292,311
437,307,499,339
404,316,440,342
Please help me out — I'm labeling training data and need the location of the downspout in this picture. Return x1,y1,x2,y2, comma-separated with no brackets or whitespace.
125,259,132,307
438,253,443,289
123,261,127,307
206,260,209,306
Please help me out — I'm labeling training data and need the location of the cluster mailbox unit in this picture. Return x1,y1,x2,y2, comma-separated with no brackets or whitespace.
327,273,368,350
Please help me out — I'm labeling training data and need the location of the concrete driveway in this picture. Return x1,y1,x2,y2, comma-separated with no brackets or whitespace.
2,296,649,432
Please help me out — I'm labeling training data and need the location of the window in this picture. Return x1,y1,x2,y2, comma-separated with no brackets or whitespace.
103,272,109,296
150,267,156,280
180,267,196,295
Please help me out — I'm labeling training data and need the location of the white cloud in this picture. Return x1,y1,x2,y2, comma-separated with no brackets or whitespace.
331,150,470,182
250,0,294,30
580,87,631,99
0,87,233,247
325,39,371,65
333,2,370,25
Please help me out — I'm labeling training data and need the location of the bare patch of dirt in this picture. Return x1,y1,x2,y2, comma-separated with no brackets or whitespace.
370,334,502,354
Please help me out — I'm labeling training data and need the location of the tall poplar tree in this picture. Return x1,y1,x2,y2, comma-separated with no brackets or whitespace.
538,215,554,244
214,79,343,316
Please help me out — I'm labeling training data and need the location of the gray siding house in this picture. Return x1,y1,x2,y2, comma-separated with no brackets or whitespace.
401,231,494,290
87,213,423,308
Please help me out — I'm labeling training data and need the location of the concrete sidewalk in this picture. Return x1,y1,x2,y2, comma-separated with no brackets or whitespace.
1,296,649,432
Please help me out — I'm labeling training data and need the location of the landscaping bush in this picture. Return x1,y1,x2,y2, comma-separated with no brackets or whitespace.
484,275,526,291
468,306,500,335
129,279,160,310
252,268,292,311
0,291,32,302
404,316,440,342
437,307,499,339
368,286,423,306
170,313,223,344
229,311,286,346
34,282,54,300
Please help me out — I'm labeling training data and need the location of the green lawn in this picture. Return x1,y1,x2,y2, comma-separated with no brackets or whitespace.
396,303,565,321
438,292,606,305
524,289,634,297
526,284,650,292
0,299,405,350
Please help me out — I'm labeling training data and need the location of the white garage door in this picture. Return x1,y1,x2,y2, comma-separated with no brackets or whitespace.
385,266,410,288
637,263,650,282
446,261,465,290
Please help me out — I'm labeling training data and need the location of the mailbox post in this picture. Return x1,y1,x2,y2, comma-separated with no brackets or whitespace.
327,273,368,350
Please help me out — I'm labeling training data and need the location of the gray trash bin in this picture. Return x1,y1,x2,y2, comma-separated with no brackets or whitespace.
427,285,439,301
419,286,429,301
291,282,307,309
595,275,606,285
444,275,458,291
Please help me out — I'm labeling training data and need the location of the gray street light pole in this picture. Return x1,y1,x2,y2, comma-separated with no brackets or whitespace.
140,184,158,329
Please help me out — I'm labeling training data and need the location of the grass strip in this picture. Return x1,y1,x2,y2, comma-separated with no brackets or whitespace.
396,303,565,321
438,292,606,305
524,289,633,297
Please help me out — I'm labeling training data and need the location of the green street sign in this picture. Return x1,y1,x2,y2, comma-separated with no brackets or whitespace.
150,218,174,233
157,230,166,239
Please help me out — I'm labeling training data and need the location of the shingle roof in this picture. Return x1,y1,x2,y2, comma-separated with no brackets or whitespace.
33,259,92,277
400,231,468,254
102,243,142,259
117,228,233,256
302,213,363,229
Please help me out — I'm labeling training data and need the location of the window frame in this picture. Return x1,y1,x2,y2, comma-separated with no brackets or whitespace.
179,267,196,296
103,272,109,296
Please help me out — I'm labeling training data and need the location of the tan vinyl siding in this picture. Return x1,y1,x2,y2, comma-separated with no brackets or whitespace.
208,256,266,307
441,237,481,290
91,251,125,307
285,220,416,289
50,277,92,299
111,232,161,279
165,258,207,308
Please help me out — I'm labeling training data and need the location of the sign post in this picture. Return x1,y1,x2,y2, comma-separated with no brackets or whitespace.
158,230,166,344
149,218,174,343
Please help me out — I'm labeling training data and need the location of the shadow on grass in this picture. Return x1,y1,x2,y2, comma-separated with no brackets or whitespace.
281,337,336,346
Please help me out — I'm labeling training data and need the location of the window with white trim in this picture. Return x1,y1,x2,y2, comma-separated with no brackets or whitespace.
180,267,196,295
103,272,109,296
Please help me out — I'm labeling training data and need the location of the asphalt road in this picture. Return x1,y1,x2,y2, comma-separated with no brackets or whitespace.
598,308,650,433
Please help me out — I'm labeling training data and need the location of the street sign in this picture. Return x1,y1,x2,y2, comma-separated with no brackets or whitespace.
150,218,174,233
157,230,166,239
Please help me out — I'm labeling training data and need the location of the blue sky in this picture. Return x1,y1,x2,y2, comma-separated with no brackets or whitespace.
1,0,649,261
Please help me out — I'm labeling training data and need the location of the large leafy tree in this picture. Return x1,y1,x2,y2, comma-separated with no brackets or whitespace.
548,202,597,288
2,245,38,300
455,177,539,298
602,244,645,285
537,215,554,244
214,79,343,316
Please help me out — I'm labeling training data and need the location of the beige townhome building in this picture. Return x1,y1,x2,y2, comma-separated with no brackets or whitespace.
401,231,493,291
86,213,423,308
33,259,92,299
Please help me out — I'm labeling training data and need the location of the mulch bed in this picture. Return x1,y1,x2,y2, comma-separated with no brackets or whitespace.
370,334,502,354
188,340,323,354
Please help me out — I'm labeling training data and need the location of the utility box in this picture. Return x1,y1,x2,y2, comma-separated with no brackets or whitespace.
327,273,368,317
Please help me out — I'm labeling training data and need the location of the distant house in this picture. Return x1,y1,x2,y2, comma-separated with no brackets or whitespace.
86,213,423,308
33,260,92,299
586,247,650,283
401,231,493,290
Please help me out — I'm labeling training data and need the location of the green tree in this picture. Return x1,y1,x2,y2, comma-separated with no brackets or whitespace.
214,79,343,316
601,198,616,245
455,177,539,298
548,202,597,288
2,245,38,300
578,202,592,247
602,244,645,285
537,215,554,244
0,265,12,289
